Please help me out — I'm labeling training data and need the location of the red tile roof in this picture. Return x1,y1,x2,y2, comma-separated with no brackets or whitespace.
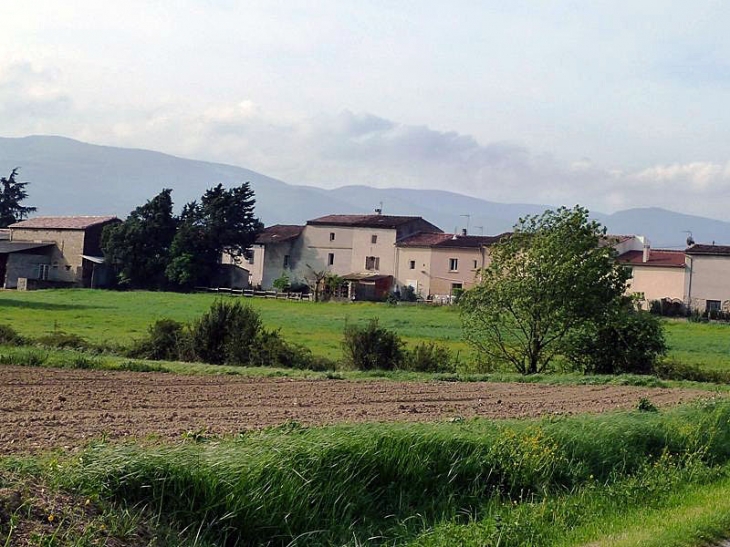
617,249,685,268
255,224,304,244
397,231,510,248
9,216,120,230
308,214,429,229
685,244,730,256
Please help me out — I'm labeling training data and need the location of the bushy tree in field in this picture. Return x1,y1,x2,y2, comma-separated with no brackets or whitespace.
102,188,177,288
166,183,262,288
0,168,36,227
342,319,405,370
460,206,635,374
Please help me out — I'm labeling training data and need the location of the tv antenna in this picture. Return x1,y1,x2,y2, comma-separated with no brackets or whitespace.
683,230,694,247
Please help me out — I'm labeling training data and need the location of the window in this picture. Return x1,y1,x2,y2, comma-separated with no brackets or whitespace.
247,254,254,265
449,258,458,271
328,253,335,266
283,255,290,268
329,232,335,241
371,234,378,244
365,256,380,271
38,264,50,281
473,260,478,269
707,300,721,313
451,283,463,291
409,260,416,270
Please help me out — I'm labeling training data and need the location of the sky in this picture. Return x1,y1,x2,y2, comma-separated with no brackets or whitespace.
3,1,730,218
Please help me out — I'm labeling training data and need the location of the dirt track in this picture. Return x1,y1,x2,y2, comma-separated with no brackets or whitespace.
0,366,711,453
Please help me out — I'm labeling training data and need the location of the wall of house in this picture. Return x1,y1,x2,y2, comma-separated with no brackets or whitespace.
10,228,86,284
350,228,397,276
394,247,433,298
626,266,686,308
428,247,486,298
292,225,356,281
685,255,730,311
4,252,53,289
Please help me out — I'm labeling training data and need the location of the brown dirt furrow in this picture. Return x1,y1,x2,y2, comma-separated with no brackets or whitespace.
0,366,713,454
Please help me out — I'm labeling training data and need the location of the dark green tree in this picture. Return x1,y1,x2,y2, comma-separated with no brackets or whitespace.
166,183,262,288
102,188,177,288
0,168,36,227
460,206,634,374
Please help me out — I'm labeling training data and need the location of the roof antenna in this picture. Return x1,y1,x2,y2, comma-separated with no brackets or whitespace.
683,230,694,247
460,214,471,235
374,202,383,215
474,225,484,235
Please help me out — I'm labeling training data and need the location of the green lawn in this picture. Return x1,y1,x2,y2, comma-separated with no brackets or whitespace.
1,289,730,371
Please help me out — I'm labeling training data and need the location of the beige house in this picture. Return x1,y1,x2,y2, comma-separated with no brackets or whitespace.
249,214,441,298
617,247,686,308
684,244,730,313
2,216,120,289
395,231,508,301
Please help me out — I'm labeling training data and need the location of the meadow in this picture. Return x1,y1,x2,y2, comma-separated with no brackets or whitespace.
1,289,730,372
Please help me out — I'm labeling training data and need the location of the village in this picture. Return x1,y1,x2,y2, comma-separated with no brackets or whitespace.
2,210,730,315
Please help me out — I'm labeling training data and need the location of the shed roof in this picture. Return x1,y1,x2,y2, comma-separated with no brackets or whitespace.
307,214,430,229
397,231,510,249
617,249,685,268
0,241,55,254
685,244,730,256
255,224,304,244
9,216,120,230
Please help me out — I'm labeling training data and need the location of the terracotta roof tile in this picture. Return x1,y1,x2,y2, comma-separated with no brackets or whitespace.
9,216,120,230
307,214,429,229
255,224,304,244
398,231,510,248
617,249,685,268
685,244,730,256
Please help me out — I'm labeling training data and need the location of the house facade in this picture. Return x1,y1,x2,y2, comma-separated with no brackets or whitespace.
617,247,686,308
249,214,442,296
684,244,730,313
3,216,120,289
395,231,508,301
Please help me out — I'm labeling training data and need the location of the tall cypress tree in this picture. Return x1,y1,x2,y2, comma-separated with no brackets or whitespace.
0,168,37,227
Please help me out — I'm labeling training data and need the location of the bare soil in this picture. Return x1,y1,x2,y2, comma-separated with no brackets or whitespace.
0,366,712,454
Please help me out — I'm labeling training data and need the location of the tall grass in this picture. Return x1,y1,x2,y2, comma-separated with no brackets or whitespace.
58,399,730,546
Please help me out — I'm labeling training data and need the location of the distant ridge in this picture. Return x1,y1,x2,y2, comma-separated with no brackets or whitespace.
1,135,729,248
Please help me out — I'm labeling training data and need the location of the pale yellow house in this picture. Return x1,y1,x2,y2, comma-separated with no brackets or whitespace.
684,244,730,313
617,247,686,309
395,231,508,301
3,216,119,289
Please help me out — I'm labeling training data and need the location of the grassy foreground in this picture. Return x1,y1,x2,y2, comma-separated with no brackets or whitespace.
4,400,730,546
2,289,730,372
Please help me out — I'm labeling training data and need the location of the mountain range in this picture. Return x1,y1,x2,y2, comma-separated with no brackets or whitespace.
0,135,725,249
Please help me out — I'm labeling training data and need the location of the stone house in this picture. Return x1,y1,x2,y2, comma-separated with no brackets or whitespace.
2,216,120,289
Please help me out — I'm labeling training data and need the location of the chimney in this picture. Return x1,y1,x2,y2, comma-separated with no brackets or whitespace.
642,242,650,263
461,228,467,237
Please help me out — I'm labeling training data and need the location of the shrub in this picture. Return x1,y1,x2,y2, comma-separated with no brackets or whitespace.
36,331,90,350
0,324,24,345
342,319,405,370
566,308,666,375
653,360,730,384
191,300,263,365
129,319,190,361
403,341,454,372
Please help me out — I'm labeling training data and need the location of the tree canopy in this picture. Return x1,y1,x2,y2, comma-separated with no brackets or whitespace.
0,168,36,227
101,188,177,288
103,183,262,290
460,206,634,374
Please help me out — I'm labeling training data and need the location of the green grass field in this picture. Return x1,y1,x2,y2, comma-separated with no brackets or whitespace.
6,400,730,546
2,289,730,371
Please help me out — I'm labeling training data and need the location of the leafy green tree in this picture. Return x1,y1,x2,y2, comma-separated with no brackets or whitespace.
102,189,177,288
166,183,262,288
0,168,36,227
460,206,632,374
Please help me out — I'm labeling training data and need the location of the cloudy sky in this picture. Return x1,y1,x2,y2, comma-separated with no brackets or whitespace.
3,1,730,218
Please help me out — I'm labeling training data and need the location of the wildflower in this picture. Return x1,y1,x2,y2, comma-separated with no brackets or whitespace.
48,514,55,522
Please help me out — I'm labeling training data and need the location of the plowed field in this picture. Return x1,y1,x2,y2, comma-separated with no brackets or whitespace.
0,366,710,453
